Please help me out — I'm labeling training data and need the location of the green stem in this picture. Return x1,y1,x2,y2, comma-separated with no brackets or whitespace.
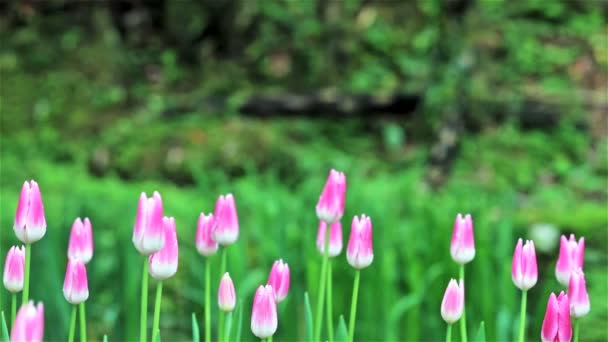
79,302,86,342
268,335,273,342
446,324,452,342
348,270,361,342
152,282,163,342
573,319,579,342
218,308,225,342
22,244,31,305
518,290,527,342
220,249,227,279
326,260,334,342
11,294,16,327
314,222,331,342
68,305,76,342
459,264,467,342
205,258,211,342
140,260,149,342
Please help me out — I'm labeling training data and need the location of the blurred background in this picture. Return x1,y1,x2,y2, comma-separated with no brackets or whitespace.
1,0,607,341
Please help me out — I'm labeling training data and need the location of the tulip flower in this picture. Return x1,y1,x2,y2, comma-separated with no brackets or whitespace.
541,292,572,342
10,301,44,342
450,214,475,264
3,246,25,293
251,285,278,339
267,260,290,303
441,279,464,324
63,258,89,305
68,218,94,264
218,273,236,312
213,194,239,246
315,169,346,224
149,217,179,280
568,268,590,318
556,234,585,286
14,180,47,244
512,239,538,291
316,221,343,257
196,213,218,256
133,192,165,255
347,215,374,269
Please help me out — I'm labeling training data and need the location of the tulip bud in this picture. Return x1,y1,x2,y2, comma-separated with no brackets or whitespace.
346,215,373,269
267,260,290,303
63,258,89,305
450,213,475,264
555,234,585,286
441,279,464,324
316,169,346,224
14,180,47,244
149,217,179,280
251,285,278,339
213,194,239,246
68,218,94,264
10,301,44,342
541,292,572,342
218,273,236,312
568,268,590,318
3,246,25,293
511,239,538,291
132,192,165,255
196,213,218,256
316,221,343,257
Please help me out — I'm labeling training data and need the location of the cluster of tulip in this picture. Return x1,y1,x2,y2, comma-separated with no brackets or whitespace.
439,216,590,342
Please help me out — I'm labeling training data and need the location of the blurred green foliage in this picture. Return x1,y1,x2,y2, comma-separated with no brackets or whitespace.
0,0,607,341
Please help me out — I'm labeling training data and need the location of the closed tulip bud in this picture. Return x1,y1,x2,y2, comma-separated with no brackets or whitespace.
568,268,590,318
316,169,346,224
3,245,25,293
316,221,343,257
251,285,278,339
68,218,94,264
450,213,475,264
541,292,572,342
149,217,179,280
10,301,44,342
511,239,538,291
213,194,239,246
63,258,89,305
196,213,218,256
267,260,290,303
133,192,165,255
346,215,373,269
218,273,236,312
555,234,585,286
14,180,47,244
441,279,464,324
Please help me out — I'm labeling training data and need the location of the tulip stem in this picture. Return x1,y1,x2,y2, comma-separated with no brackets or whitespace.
573,319,579,342
11,294,16,327
459,264,467,342
446,324,452,342
218,248,227,341
152,282,163,342
348,270,361,342
326,260,334,342
268,336,273,342
68,305,76,342
79,302,86,342
205,258,211,342
22,244,31,305
140,260,149,342
314,221,331,342
518,290,527,342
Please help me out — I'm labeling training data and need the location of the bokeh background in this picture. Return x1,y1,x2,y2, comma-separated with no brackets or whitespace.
1,1,607,341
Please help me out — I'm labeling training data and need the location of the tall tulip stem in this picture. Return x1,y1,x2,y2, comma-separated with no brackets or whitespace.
459,264,467,342
22,244,31,305
205,258,212,342
326,260,334,342
11,294,16,326
79,302,86,342
68,305,76,342
446,324,452,342
348,270,361,342
573,319,580,342
152,282,163,342
314,221,331,341
140,260,149,342
518,290,527,342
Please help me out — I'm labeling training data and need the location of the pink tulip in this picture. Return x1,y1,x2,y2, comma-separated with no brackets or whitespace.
450,213,475,264
68,217,94,264
218,272,236,312
14,180,47,244
441,279,464,324
346,215,373,269
316,221,343,257
3,245,25,293
251,285,278,339
196,213,218,256
541,292,572,342
555,234,585,286
213,194,239,246
63,258,89,305
132,191,165,255
511,238,538,291
568,268,590,318
10,301,44,342
316,169,346,224
149,217,179,280
267,260,290,303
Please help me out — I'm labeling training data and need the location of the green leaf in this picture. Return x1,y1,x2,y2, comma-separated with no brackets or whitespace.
304,292,313,341
475,321,486,342
335,315,348,342
1,311,9,342
192,313,200,342
235,303,243,342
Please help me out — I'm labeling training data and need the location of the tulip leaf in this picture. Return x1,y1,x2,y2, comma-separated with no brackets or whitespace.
192,313,200,342
1,311,8,342
304,292,313,341
335,315,348,342
475,321,486,342
235,303,243,342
